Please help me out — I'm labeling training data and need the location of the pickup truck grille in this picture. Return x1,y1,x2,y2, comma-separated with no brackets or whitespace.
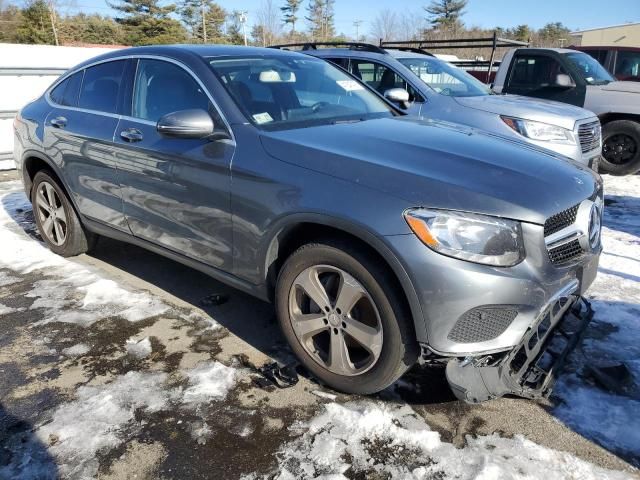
577,120,601,154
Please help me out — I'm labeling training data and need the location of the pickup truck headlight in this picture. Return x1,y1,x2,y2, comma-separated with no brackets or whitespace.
404,209,524,267
501,116,576,144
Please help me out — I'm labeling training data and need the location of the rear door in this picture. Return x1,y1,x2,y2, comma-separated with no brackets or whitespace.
43,59,128,231
112,57,235,270
502,52,586,107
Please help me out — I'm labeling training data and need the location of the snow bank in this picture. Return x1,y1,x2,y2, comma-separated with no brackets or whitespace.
125,336,153,359
267,401,632,480
182,361,238,406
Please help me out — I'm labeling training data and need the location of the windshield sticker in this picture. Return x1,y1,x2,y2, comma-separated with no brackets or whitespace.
252,112,273,124
336,80,364,92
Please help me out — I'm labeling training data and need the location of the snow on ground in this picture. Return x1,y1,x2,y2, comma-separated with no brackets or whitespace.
0,181,169,327
552,175,640,462
254,401,631,480
125,336,153,359
61,343,91,357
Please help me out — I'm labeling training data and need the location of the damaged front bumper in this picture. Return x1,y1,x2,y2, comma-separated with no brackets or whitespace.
445,294,593,403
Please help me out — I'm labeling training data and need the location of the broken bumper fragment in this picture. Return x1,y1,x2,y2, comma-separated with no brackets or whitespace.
446,295,593,403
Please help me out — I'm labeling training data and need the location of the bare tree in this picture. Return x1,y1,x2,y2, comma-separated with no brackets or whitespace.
370,9,399,42
397,11,425,40
254,0,280,46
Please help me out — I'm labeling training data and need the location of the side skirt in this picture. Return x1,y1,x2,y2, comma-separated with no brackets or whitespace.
83,217,270,303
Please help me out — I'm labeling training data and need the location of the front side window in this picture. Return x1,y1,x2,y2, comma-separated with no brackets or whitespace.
614,51,640,80
564,52,614,85
508,55,570,88
78,60,126,113
132,59,211,122
398,57,491,97
349,59,422,101
208,56,395,130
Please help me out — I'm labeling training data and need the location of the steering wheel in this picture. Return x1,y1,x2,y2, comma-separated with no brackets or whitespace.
311,101,330,113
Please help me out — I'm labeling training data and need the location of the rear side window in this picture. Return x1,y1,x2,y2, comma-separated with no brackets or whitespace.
49,71,83,107
132,59,211,122
78,60,126,114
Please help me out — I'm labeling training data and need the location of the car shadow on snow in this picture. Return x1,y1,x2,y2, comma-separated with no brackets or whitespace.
604,194,640,238
0,402,59,479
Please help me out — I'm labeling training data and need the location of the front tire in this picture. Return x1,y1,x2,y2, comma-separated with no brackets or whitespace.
275,240,418,394
31,170,95,257
601,120,640,175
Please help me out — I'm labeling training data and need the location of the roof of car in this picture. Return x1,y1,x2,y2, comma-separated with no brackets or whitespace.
72,44,305,70
385,49,433,59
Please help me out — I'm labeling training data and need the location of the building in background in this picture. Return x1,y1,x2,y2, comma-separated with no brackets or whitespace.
570,22,640,47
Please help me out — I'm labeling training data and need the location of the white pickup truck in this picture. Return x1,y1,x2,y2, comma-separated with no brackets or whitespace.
493,48,640,175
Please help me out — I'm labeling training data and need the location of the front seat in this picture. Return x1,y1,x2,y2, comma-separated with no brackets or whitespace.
378,68,396,94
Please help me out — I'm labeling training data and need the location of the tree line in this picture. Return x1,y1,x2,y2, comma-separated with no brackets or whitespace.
0,0,572,54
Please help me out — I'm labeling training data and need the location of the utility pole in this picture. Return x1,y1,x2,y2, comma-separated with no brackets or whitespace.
353,20,362,41
238,11,248,46
201,0,207,43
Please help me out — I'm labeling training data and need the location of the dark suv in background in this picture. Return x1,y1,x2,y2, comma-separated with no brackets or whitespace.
13,45,602,402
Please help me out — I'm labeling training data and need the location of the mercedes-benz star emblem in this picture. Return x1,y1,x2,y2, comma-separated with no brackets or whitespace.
589,204,601,249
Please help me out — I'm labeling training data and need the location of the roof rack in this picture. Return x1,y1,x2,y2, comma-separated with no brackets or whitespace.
380,32,529,82
382,46,434,57
269,41,387,55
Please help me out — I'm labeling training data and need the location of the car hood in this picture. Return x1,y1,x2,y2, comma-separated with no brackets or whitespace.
452,94,594,130
260,117,599,225
595,80,640,94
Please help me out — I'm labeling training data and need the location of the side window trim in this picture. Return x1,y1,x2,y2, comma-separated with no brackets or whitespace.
43,55,234,140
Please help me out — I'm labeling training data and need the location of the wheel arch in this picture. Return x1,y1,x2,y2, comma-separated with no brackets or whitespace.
262,213,428,343
21,151,78,210
598,112,640,125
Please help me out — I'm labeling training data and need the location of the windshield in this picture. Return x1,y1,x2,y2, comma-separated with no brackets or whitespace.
398,56,492,97
208,56,396,130
564,52,615,85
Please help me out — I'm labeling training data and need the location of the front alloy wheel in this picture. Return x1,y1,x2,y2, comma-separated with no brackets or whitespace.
289,265,383,376
276,240,417,394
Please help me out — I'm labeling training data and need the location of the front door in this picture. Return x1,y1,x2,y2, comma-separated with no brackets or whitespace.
502,53,586,107
113,58,235,270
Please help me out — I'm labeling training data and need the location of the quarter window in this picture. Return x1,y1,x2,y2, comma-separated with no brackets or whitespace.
132,59,211,122
49,71,83,107
78,60,126,114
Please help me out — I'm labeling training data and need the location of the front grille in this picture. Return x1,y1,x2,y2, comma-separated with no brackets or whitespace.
548,239,583,264
448,306,518,343
577,120,601,154
544,204,579,237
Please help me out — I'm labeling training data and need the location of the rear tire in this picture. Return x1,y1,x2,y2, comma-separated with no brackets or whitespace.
600,120,640,175
275,239,418,394
31,170,96,257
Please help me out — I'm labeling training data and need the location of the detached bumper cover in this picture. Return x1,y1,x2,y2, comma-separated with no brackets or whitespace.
445,295,593,403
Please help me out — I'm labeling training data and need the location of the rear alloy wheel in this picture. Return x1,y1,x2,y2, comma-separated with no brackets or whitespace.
276,240,417,394
600,120,640,175
32,170,96,257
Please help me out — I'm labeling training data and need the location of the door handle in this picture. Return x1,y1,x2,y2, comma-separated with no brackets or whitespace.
120,128,144,143
50,116,67,128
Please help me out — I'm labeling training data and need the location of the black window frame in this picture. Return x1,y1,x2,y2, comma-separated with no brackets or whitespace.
506,53,571,90
347,57,424,103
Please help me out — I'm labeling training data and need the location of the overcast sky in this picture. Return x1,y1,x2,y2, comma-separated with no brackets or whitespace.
50,0,640,36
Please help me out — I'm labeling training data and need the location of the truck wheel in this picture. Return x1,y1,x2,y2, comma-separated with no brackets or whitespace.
275,240,418,394
601,120,640,175
31,170,96,257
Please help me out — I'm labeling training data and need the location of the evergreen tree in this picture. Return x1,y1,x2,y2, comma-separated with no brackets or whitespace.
15,0,55,44
109,0,186,45
0,3,22,42
424,0,467,30
281,0,301,35
226,11,245,45
306,0,333,40
178,0,227,43
58,14,123,45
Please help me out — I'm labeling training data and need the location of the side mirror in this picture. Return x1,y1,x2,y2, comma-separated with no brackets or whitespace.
554,74,576,89
384,88,411,109
157,109,214,139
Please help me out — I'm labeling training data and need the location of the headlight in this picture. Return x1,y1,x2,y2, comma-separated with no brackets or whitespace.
501,116,576,144
404,209,524,267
